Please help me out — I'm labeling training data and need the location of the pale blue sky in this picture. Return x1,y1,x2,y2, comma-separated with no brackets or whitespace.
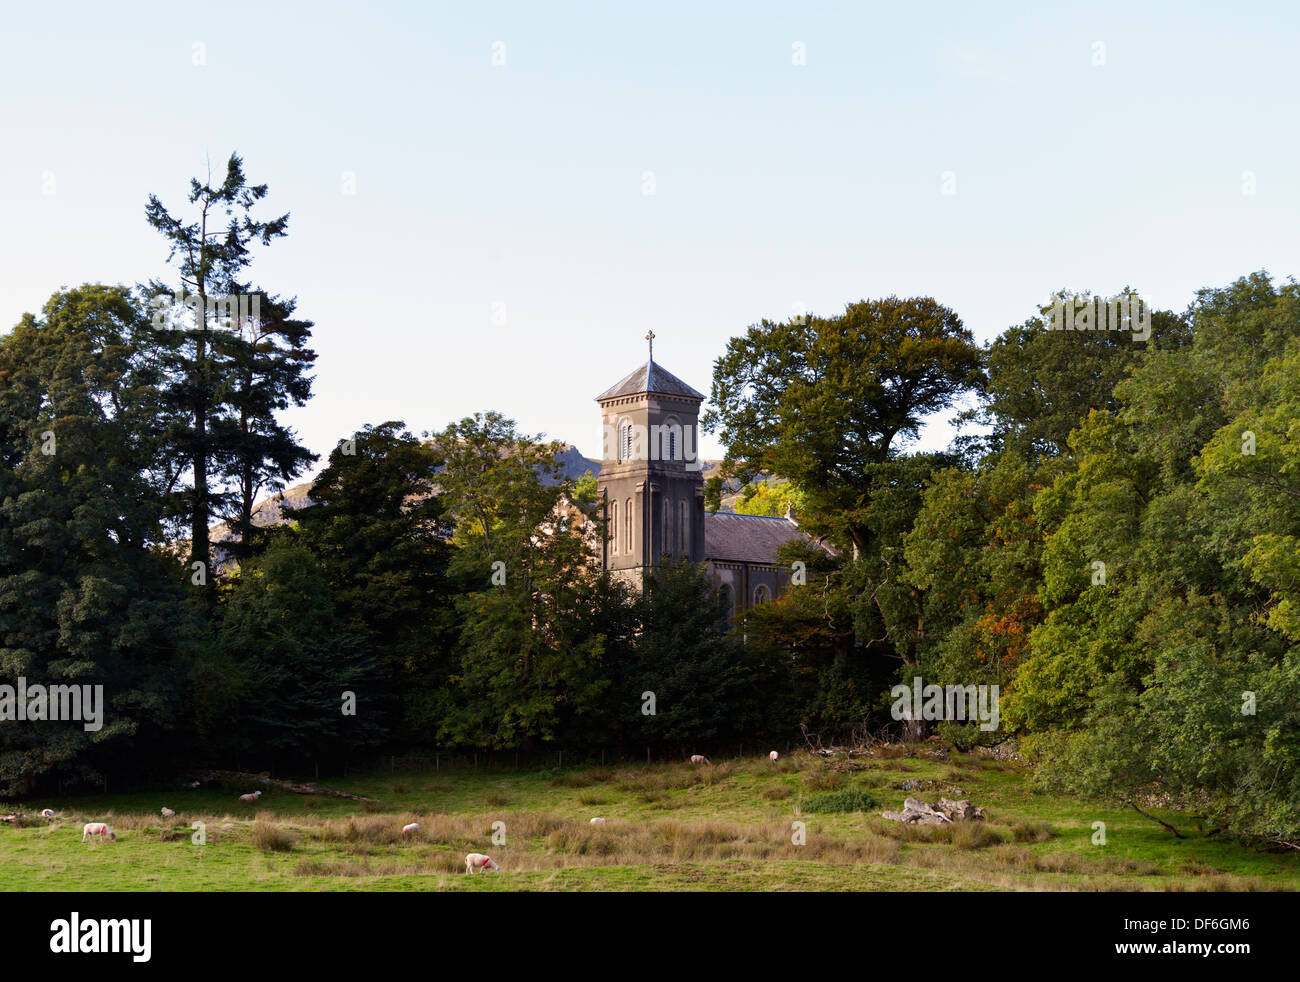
2,1,1297,473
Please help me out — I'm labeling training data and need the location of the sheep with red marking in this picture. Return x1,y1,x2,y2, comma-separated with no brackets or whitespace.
238,791,263,802
465,853,500,873
82,822,116,842
689,754,710,765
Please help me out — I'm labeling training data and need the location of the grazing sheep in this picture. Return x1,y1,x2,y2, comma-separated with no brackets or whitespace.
689,755,710,765
40,808,55,818
402,822,419,834
82,822,116,842
189,781,200,788
769,751,779,761
465,853,500,874
589,817,606,825
238,791,263,802
161,807,176,818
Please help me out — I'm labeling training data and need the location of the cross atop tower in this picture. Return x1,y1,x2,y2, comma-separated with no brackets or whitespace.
645,329,655,361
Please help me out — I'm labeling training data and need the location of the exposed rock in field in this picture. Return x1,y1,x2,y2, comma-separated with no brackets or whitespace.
881,796,985,824
938,797,985,821
975,741,1025,763
900,778,965,796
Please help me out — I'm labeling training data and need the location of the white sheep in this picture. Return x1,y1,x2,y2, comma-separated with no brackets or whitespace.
769,751,779,761
465,852,500,874
40,808,55,818
161,807,176,818
689,754,710,765
82,822,116,842
402,822,419,834
589,817,606,825
238,791,263,802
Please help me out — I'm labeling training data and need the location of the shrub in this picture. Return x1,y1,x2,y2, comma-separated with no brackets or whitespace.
252,822,296,853
1009,820,1054,843
803,789,878,814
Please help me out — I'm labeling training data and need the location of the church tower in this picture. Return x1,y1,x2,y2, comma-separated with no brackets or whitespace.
596,332,707,587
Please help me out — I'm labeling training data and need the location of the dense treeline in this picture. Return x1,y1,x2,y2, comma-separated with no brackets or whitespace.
1,155,1295,847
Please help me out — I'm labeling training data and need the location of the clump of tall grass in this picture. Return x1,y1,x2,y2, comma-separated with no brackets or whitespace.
951,822,1003,849
802,770,847,792
252,821,296,852
1009,819,1054,843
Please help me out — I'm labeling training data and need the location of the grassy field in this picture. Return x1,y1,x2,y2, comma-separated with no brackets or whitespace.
2,747,1295,891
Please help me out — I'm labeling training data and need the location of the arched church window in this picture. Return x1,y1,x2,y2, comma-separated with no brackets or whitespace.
719,584,734,631
625,498,632,552
611,500,618,553
664,416,680,461
620,420,633,461
679,500,687,554
753,584,770,605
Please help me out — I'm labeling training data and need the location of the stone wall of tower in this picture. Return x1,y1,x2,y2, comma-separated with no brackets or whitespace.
596,390,705,587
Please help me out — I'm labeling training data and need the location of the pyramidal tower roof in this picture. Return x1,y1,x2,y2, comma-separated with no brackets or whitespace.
596,359,705,402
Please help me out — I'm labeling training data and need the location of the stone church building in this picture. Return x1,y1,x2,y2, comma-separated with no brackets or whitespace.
593,343,828,622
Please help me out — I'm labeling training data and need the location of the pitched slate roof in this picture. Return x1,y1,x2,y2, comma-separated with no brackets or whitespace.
596,360,705,402
704,512,823,565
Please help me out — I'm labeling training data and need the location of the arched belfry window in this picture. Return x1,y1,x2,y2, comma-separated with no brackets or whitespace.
664,416,680,461
619,419,634,462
